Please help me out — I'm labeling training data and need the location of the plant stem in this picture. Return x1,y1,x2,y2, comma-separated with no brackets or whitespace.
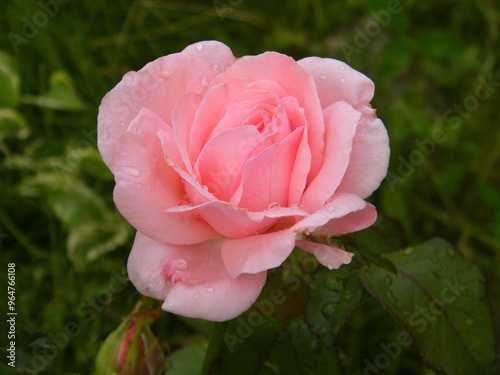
200,320,228,375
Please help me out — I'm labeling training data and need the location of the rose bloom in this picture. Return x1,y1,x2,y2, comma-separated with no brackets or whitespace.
98,41,389,321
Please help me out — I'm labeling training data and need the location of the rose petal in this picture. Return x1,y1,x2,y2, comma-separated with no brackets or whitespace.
98,52,217,169
112,108,218,245
210,52,326,182
195,126,260,201
336,108,390,198
314,203,377,237
128,232,267,322
296,240,354,269
297,57,375,109
300,101,361,213
181,40,237,74
292,193,367,235
167,200,309,239
234,126,304,211
221,230,297,278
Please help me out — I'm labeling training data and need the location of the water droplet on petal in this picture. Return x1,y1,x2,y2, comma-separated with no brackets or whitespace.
196,42,204,51
324,64,330,68
338,65,346,71
326,263,334,270
168,258,188,271
206,287,214,293
123,71,136,83
120,166,140,177
290,204,299,210
100,127,109,141
268,202,281,210
340,78,345,83
120,122,125,127
320,74,327,80
160,69,171,78
212,63,219,69
167,302,174,308
137,183,142,189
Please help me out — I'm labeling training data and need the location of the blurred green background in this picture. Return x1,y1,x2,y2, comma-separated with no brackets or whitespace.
0,0,498,373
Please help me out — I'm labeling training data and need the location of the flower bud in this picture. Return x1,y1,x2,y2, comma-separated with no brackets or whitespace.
96,302,165,375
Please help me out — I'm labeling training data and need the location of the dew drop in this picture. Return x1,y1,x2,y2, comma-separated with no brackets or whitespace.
100,128,109,141
123,71,136,83
168,258,188,271
196,42,204,51
404,247,414,255
212,63,219,69
177,200,189,206
119,122,125,127
338,65,346,71
340,78,345,83
387,290,398,303
206,287,214,293
465,318,473,326
290,204,299,210
159,69,171,78
324,64,330,68
268,202,281,210
326,263,334,270
320,74,327,80
120,166,140,177
136,183,142,189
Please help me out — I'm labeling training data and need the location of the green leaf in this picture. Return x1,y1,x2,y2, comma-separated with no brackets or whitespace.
202,260,353,374
0,108,30,140
209,316,342,375
22,71,87,111
0,50,21,107
358,238,494,375
166,341,208,375
305,268,363,346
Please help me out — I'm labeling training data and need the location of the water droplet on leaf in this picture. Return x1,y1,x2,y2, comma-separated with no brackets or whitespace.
404,247,414,255
465,318,473,326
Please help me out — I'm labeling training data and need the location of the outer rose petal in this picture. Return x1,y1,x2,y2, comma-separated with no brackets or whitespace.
98,49,220,169
128,232,267,322
181,40,237,74
336,108,390,198
296,240,354,270
297,57,375,109
292,193,367,235
221,230,298,278
112,108,218,245
300,101,361,213
315,203,377,237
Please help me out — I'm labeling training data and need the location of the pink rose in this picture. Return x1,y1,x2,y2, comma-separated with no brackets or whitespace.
97,41,389,321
